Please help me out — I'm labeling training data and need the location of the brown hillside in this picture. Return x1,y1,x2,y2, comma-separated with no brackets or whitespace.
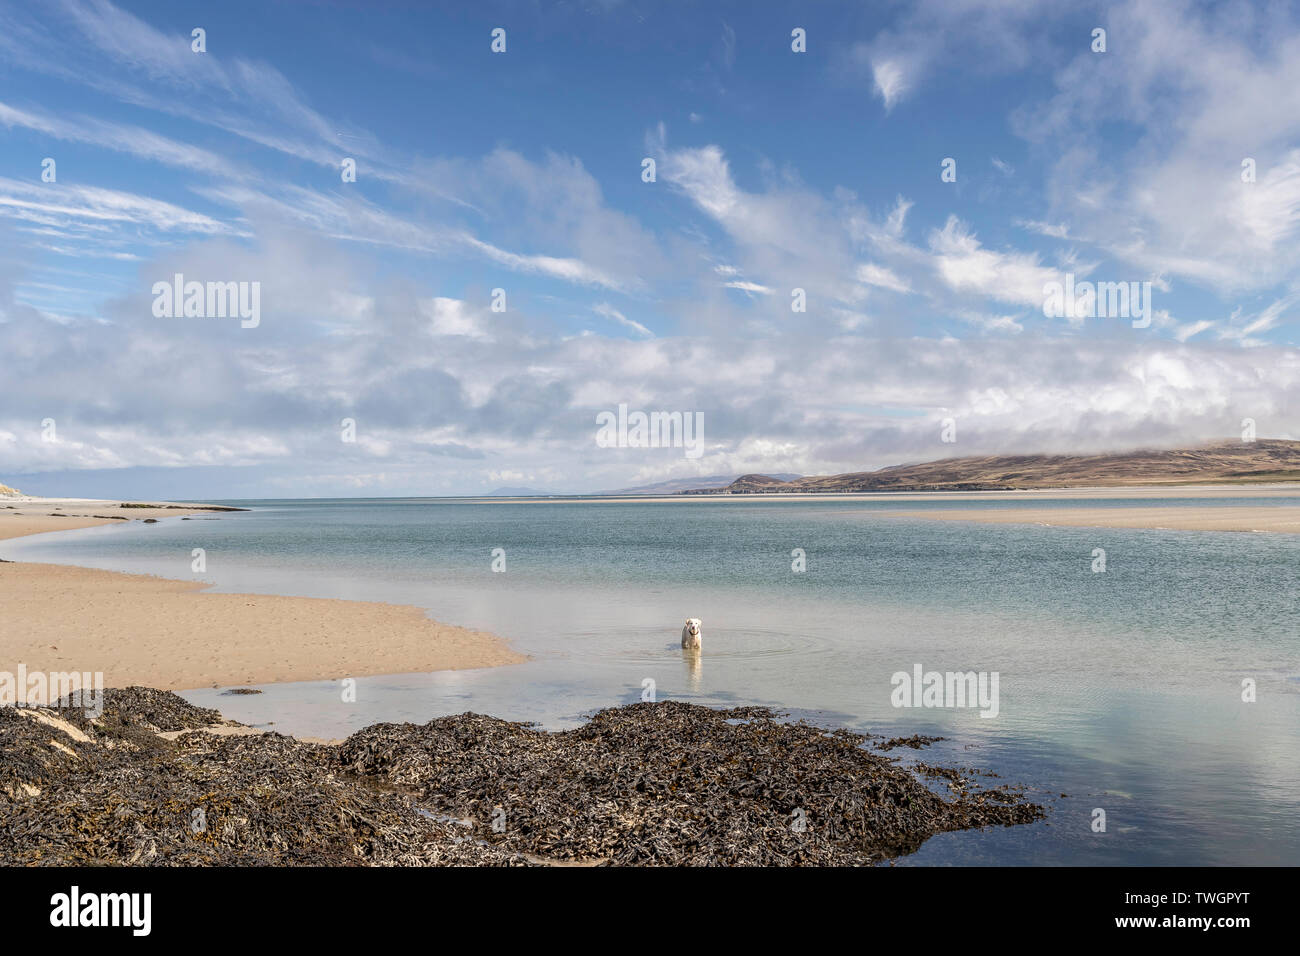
682,440,1300,494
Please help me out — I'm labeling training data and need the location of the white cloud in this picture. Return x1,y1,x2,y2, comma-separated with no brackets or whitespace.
1017,2,1300,294
421,297,490,340
724,280,773,295
662,145,740,219
593,302,654,337
1016,219,1070,239
928,216,1063,310
856,263,911,294
849,0,1056,112
871,60,908,111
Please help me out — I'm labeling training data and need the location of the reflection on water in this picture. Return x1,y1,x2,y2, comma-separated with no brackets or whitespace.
683,647,702,692
3,495,1298,865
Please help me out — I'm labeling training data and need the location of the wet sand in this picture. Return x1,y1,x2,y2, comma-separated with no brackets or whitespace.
0,498,525,690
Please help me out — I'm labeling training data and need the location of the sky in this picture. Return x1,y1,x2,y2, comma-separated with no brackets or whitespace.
2,0,1300,499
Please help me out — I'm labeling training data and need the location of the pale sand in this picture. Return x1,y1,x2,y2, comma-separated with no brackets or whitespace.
482,484,1300,532
877,504,1300,532
0,499,525,690
481,482,1300,504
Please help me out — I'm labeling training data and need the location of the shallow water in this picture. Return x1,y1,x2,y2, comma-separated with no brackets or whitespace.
4,496,1298,865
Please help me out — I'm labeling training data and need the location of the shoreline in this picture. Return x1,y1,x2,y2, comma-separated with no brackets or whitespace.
0,498,526,690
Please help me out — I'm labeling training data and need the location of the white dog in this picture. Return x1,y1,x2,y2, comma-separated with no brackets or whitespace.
681,618,702,650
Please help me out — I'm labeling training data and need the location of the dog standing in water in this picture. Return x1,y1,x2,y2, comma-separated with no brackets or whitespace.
681,618,702,650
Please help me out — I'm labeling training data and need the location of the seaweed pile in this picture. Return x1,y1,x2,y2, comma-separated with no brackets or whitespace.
339,700,1043,865
0,689,528,866
0,690,1044,866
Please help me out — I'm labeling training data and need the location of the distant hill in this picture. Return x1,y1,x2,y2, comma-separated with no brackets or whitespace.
602,473,802,495
0,482,22,497
680,441,1300,494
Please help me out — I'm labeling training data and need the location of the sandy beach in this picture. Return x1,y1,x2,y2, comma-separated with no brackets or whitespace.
0,498,525,690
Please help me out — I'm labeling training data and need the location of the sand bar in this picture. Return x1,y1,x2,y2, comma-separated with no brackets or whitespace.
478,482,1300,504
479,483,1300,531
876,503,1300,532
0,498,525,690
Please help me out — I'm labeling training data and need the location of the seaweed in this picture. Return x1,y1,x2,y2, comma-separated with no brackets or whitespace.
0,690,1044,867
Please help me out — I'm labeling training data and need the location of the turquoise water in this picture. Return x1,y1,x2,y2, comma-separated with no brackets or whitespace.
4,496,1298,865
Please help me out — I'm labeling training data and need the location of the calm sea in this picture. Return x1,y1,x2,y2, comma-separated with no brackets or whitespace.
4,495,1298,865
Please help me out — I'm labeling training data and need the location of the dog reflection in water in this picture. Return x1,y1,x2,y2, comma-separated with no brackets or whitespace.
681,618,703,691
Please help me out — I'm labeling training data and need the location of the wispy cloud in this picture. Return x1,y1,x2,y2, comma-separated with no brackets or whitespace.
0,101,242,178
0,177,232,236
593,302,654,337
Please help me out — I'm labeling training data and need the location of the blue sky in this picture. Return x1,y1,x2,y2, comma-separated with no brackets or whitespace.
2,0,1299,498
